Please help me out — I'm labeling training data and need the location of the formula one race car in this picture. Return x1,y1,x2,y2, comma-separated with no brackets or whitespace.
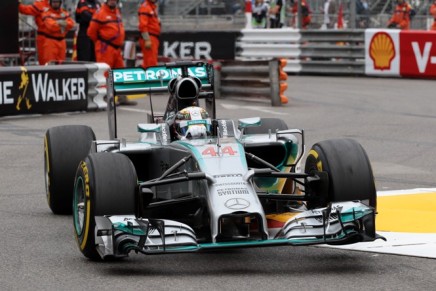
44,61,383,260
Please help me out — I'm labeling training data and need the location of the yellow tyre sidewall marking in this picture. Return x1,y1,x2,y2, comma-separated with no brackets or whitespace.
377,193,436,233
308,149,323,171
78,161,91,251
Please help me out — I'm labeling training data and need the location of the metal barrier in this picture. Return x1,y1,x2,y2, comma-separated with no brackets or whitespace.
236,28,366,75
300,30,365,75
213,59,287,106
84,63,110,110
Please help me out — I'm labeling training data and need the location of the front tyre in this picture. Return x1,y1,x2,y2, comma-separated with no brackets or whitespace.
304,139,376,209
73,152,137,260
44,125,95,214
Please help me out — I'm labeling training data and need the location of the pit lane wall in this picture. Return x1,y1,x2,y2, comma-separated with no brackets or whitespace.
0,63,108,117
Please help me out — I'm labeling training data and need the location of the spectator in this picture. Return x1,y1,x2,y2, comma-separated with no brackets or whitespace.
75,0,101,62
18,0,50,65
356,0,369,28
87,0,125,68
138,0,161,68
252,0,269,28
269,0,285,28
322,0,337,29
225,0,243,14
41,0,75,63
430,0,436,31
387,0,413,30
290,0,311,29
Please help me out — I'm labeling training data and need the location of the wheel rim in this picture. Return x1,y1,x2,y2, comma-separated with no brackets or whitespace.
73,177,86,236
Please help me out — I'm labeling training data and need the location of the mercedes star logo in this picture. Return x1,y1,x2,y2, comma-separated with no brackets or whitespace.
225,198,250,210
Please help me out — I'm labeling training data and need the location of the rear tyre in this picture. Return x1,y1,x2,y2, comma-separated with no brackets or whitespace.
44,125,95,214
304,138,376,209
73,152,137,260
243,118,288,134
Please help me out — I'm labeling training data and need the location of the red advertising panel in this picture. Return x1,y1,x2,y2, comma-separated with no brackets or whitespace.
400,30,436,78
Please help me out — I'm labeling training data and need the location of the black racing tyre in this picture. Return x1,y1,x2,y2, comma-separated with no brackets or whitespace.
73,152,137,260
243,118,288,134
44,125,95,214
304,139,376,209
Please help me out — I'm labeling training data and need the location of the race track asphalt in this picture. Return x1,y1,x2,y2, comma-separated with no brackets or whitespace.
1,75,435,290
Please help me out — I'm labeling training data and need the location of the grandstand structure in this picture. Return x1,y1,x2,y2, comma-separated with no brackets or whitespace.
154,0,433,31
12,0,436,66
19,0,434,31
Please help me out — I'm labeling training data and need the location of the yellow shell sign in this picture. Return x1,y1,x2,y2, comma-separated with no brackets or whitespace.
369,32,396,70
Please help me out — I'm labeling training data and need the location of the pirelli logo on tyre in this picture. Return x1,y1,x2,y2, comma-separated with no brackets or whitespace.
80,161,90,198
78,160,91,251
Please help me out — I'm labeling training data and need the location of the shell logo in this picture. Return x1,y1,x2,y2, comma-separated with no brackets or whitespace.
369,32,396,70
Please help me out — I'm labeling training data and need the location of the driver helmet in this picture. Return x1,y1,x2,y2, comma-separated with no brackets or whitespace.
174,106,211,140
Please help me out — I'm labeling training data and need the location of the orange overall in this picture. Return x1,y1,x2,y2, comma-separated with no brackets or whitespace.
87,3,125,68
41,7,75,63
430,3,436,31
19,0,50,65
388,2,413,30
138,0,161,68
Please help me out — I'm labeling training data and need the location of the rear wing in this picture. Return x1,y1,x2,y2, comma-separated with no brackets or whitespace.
106,61,215,140
111,61,213,95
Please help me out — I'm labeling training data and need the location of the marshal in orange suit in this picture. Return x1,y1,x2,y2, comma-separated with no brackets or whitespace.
19,0,50,65
138,0,161,68
87,0,125,68
40,0,75,63
430,0,436,31
387,0,413,30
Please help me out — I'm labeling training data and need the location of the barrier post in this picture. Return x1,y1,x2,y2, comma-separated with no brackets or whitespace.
269,60,281,106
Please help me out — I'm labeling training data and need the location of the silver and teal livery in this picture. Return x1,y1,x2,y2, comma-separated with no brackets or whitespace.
61,61,385,260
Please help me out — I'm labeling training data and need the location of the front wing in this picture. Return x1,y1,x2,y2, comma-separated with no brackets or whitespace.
94,202,383,259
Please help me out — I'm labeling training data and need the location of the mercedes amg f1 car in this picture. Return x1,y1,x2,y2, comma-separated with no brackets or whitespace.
44,61,384,260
